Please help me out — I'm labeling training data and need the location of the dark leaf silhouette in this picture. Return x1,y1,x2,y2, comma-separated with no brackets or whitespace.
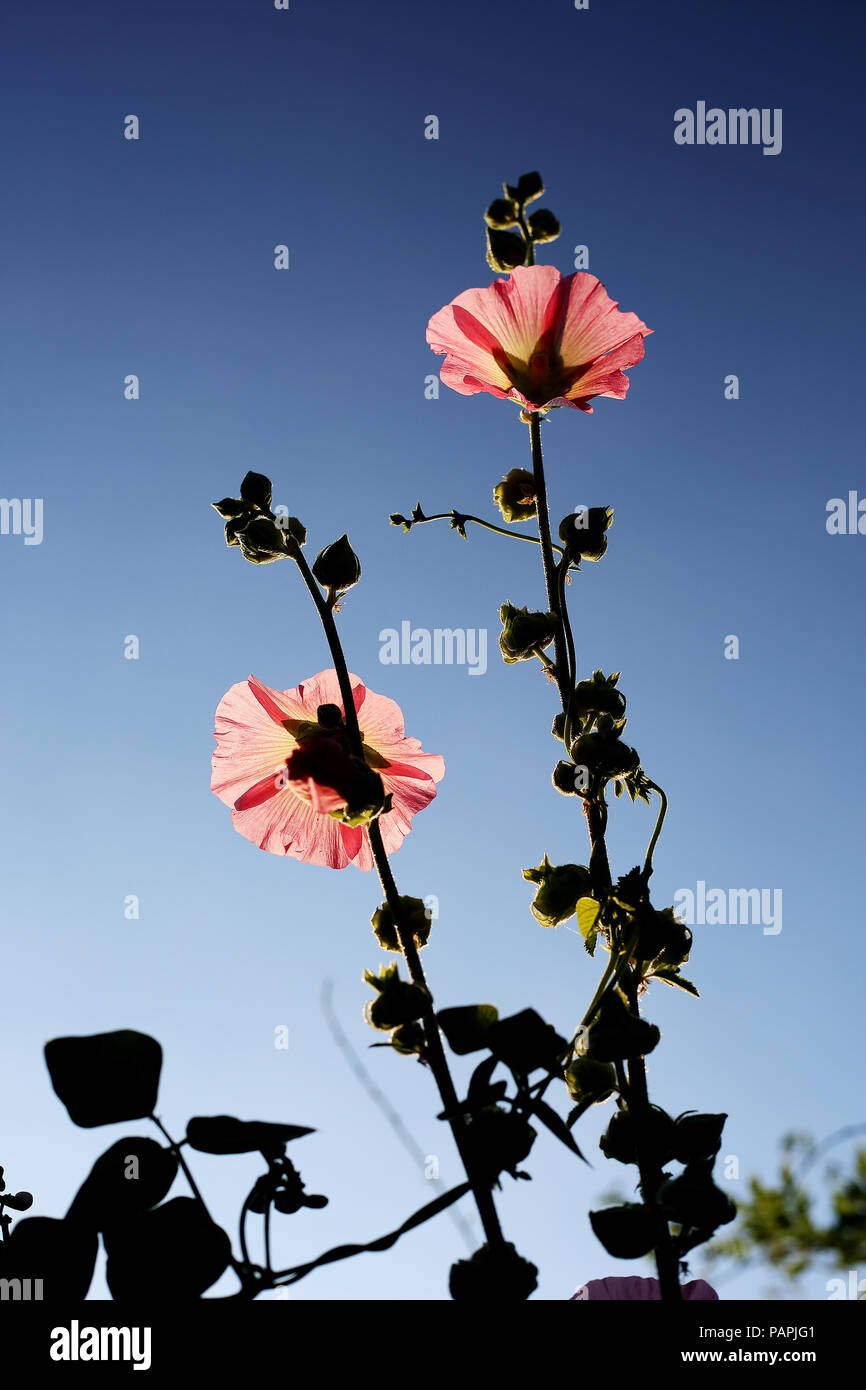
45,1030,162,1128
104,1197,232,1300
487,1010,568,1076
185,1116,315,1156
66,1137,178,1231
0,1216,97,1300
436,1005,499,1055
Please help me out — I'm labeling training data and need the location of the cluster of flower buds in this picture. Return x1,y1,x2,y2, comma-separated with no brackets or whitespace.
246,1155,328,1217
551,670,641,800
363,963,429,1059
212,471,306,564
484,171,562,273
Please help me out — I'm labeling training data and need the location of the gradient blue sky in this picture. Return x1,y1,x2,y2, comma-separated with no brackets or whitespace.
2,0,864,1301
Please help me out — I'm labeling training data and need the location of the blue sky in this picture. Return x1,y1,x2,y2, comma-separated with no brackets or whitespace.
2,0,864,1300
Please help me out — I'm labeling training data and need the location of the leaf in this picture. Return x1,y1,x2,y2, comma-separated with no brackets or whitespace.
44,1030,163,1128
530,1100,587,1163
589,1204,657,1259
577,897,601,956
66,1138,178,1232
467,1054,502,1108
566,1096,597,1130
437,1005,499,1055
651,967,700,997
2,1217,98,1300
185,1116,315,1156
104,1197,232,1301
487,1010,568,1076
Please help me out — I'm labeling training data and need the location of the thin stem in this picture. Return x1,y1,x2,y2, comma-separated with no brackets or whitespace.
264,1202,273,1274
150,1115,213,1222
404,510,573,563
289,539,363,751
528,414,568,712
516,212,536,265
642,781,668,884
367,820,505,1250
288,544,505,1252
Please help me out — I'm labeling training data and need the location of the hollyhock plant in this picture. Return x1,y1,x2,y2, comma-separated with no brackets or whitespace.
211,670,444,870
426,264,651,413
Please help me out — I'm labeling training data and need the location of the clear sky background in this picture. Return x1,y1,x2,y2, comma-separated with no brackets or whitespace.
2,0,864,1301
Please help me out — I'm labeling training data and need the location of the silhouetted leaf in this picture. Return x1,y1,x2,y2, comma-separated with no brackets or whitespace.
487,1010,568,1076
589,1204,657,1259
651,966,700,996
530,1099,587,1162
45,1030,162,1128
437,1005,499,1055
66,1138,178,1231
104,1197,232,1301
1,1217,97,1299
185,1116,315,1156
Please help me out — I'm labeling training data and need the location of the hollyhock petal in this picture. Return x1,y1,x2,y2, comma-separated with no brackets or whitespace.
212,671,443,869
428,264,650,413
569,1275,719,1301
556,274,651,367
212,681,297,809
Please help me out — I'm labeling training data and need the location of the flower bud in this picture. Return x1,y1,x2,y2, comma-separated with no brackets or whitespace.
570,731,640,780
635,907,692,968
371,896,432,953
522,854,592,928
499,602,557,664
363,964,430,1031
486,228,527,273
449,1242,538,1302
564,1056,617,1105
389,1021,427,1058
558,506,613,562
657,1159,737,1232
484,197,519,229
236,516,290,564
312,534,362,593
671,1113,727,1164
599,1105,675,1166
552,760,584,796
514,171,544,205
493,468,537,523
573,671,626,721
527,209,561,243
582,989,660,1063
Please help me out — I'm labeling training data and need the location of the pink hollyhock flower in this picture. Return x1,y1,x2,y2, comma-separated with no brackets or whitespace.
211,670,444,870
569,1276,718,1301
427,264,651,414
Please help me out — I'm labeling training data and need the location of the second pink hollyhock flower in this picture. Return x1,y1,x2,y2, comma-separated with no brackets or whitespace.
211,670,444,870
427,264,651,414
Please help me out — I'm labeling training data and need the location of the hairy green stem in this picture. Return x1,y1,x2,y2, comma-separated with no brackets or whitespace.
290,540,504,1251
